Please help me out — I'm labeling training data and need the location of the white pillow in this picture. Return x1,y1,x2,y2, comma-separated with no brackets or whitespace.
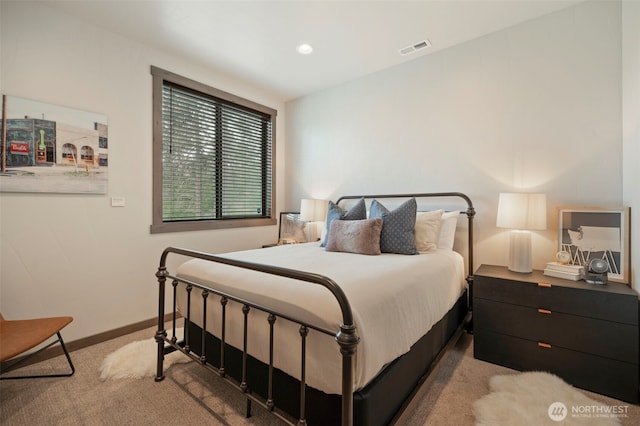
438,211,460,250
415,210,443,253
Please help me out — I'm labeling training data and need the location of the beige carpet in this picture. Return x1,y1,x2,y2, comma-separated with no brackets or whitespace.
1,327,638,425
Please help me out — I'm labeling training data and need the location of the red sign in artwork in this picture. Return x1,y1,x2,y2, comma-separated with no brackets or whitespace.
9,142,29,154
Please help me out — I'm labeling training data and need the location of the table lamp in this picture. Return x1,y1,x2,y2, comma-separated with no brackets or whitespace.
496,193,547,273
300,198,328,242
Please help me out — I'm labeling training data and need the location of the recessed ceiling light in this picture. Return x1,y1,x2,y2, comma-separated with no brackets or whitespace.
296,43,313,55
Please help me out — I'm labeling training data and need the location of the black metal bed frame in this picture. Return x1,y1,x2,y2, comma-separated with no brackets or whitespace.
154,192,475,426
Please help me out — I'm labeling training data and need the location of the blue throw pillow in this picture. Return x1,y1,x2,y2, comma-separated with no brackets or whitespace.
369,198,418,255
321,198,367,247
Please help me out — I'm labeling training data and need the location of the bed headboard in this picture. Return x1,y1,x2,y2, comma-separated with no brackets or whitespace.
335,192,476,278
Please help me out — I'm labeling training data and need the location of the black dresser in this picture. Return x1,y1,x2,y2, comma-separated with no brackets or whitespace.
473,264,639,403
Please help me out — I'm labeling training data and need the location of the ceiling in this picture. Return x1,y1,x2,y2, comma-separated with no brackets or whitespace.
43,0,582,101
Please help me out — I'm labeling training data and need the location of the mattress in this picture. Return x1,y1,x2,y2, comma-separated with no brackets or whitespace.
175,242,465,394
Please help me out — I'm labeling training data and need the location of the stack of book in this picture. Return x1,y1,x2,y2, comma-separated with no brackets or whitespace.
543,262,585,281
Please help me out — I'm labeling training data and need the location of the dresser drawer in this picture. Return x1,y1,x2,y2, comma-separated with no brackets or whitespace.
474,273,638,325
474,298,639,363
474,330,639,403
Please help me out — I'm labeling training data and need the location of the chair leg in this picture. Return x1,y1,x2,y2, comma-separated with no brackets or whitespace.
0,332,75,380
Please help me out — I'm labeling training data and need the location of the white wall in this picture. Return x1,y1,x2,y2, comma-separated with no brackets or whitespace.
286,1,631,285
0,1,286,340
623,1,640,289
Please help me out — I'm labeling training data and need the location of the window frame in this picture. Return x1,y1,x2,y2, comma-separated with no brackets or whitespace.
150,66,277,234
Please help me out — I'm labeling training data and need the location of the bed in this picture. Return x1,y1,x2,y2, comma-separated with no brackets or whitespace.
154,192,475,426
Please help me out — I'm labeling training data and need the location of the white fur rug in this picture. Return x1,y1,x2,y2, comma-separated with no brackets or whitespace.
473,372,622,426
99,329,191,380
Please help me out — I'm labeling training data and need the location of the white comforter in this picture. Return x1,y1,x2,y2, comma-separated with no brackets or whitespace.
175,242,465,394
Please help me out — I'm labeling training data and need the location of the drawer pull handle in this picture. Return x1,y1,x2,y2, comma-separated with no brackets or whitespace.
538,308,552,315
538,342,552,349
538,282,552,288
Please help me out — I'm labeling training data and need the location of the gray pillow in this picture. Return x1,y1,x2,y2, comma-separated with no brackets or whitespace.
325,218,383,255
321,198,367,247
369,198,418,255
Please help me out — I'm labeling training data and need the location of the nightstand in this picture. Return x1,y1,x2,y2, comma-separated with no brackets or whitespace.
473,264,639,403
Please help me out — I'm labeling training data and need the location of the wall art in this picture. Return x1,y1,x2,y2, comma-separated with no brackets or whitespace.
278,211,307,244
1,95,108,194
558,207,630,284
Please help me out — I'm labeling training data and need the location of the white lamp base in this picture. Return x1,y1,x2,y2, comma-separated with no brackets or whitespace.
305,221,322,242
508,230,533,273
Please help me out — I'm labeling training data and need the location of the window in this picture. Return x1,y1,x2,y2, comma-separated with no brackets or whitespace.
81,146,94,161
62,143,76,162
150,66,277,233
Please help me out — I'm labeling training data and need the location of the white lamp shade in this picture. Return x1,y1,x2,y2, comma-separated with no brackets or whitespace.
300,199,328,222
496,193,547,231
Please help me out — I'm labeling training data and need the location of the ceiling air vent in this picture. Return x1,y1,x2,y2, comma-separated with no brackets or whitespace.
399,39,432,56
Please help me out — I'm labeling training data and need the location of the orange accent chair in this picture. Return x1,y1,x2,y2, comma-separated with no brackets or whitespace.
0,313,75,379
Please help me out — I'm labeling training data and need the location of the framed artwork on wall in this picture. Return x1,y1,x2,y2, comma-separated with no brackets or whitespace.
557,207,630,284
0,95,108,194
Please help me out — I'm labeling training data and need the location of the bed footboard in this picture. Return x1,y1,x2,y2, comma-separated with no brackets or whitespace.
155,246,359,426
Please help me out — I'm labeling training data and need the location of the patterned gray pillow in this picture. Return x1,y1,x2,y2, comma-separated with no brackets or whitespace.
369,198,418,255
325,218,383,255
320,198,367,247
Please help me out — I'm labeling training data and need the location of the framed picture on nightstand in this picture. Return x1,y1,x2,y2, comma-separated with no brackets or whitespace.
557,207,630,284
278,211,320,244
